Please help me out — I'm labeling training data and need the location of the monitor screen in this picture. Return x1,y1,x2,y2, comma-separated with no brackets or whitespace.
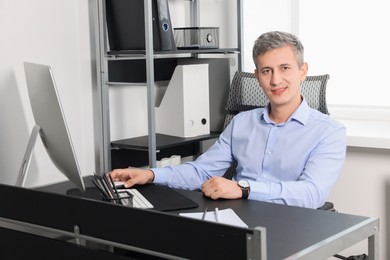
18,62,85,192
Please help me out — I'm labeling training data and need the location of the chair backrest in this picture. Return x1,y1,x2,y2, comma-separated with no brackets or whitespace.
300,74,330,115
223,71,330,130
223,71,267,130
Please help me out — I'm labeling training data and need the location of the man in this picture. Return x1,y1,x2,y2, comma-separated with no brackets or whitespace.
109,31,346,209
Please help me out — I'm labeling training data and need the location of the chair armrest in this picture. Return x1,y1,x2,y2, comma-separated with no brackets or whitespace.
317,201,336,211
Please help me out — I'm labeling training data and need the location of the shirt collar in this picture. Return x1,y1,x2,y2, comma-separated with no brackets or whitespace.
261,97,310,126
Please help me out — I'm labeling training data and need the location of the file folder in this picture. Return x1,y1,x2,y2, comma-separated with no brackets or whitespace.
105,0,176,51
156,0,176,51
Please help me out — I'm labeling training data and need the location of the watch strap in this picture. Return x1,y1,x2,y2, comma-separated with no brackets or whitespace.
238,180,250,199
241,188,249,199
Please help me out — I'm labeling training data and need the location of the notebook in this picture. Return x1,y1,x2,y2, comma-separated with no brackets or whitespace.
180,208,248,228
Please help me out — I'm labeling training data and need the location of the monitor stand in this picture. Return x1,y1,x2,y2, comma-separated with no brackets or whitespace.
15,124,41,187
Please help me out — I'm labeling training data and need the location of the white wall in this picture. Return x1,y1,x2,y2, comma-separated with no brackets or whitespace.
0,0,95,187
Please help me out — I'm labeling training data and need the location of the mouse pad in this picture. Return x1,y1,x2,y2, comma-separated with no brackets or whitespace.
67,184,198,212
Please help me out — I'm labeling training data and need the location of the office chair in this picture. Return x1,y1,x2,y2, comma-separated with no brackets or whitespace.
222,71,335,211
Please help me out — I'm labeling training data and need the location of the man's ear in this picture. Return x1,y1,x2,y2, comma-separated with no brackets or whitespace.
254,68,260,82
300,62,309,83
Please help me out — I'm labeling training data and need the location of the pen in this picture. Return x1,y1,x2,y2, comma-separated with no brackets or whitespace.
215,208,220,223
202,207,208,220
99,173,115,200
91,177,107,197
108,174,120,198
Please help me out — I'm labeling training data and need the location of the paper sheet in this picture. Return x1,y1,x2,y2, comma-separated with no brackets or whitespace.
180,208,248,228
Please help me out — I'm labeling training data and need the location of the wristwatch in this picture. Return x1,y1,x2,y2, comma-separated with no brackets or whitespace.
237,180,250,199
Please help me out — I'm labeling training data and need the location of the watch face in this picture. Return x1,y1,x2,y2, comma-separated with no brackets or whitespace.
238,180,249,188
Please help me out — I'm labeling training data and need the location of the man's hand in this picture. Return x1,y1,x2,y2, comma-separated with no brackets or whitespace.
201,176,242,200
108,168,154,188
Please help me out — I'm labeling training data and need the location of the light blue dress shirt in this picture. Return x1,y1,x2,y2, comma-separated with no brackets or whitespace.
152,99,346,208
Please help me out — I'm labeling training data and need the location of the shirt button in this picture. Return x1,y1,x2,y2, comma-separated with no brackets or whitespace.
266,150,271,154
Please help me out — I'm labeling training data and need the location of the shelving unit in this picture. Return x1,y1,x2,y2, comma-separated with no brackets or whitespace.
95,0,243,173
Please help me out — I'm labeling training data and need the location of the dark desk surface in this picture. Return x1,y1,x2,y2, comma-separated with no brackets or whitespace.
171,190,376,259
37,176,378,260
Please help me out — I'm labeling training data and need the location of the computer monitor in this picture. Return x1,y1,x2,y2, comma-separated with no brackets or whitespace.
16,62,86,192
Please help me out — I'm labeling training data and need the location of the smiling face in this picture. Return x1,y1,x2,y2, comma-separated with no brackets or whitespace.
255,45,308,117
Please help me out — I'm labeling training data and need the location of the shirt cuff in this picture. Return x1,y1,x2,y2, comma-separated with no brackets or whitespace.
150,167,168,184
248,180,279,201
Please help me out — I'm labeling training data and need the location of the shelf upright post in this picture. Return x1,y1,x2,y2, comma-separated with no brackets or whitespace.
96,0,112,174
190,0,200,27
144,0,157,167
189,0,200,60
237,0,243,71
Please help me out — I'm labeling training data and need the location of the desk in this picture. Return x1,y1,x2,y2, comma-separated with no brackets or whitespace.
34,177,379,260
174,190,379,259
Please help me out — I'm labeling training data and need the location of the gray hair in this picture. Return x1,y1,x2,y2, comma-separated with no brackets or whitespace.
252,31,304,69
